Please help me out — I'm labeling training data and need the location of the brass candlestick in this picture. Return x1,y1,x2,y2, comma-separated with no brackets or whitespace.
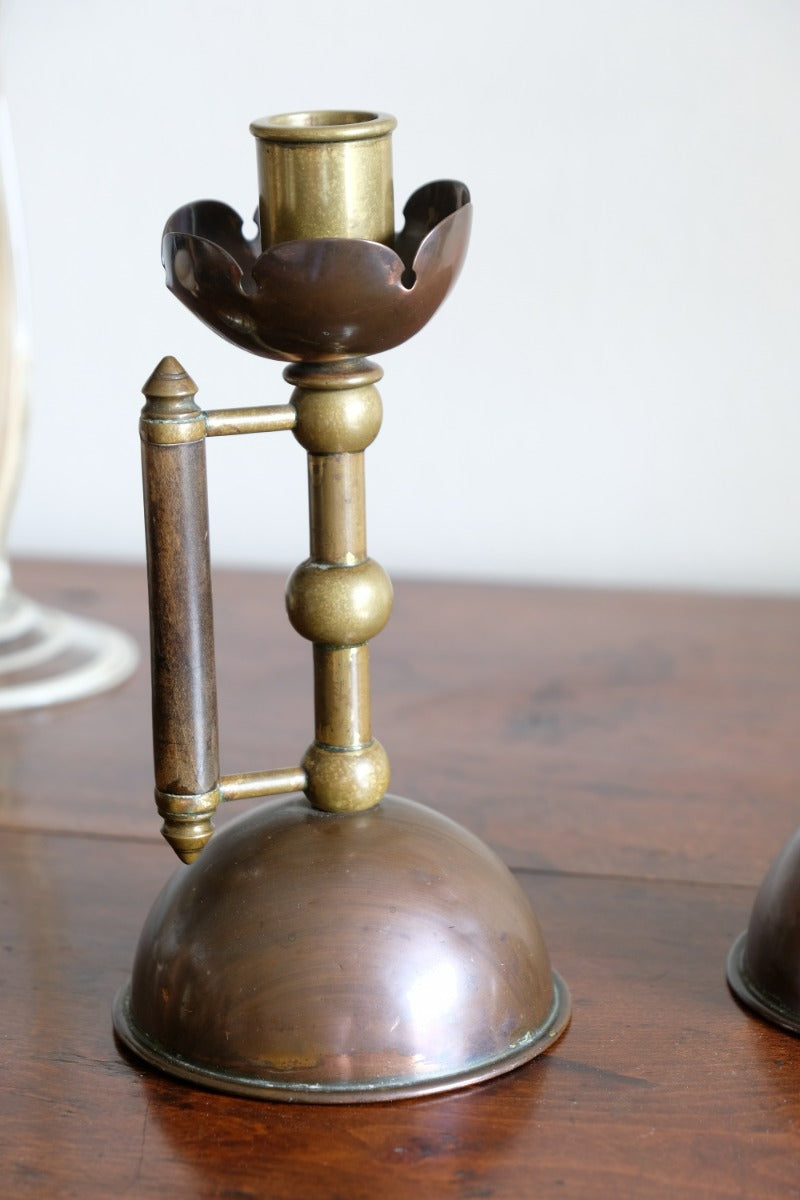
113,111,570,1101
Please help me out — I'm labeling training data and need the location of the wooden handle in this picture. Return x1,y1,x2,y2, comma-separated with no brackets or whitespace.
140,356,219,862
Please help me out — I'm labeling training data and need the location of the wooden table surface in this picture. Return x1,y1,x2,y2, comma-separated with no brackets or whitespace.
2,558,799,1198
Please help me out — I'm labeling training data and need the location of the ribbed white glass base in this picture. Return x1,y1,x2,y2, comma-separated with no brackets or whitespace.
0,586,138,711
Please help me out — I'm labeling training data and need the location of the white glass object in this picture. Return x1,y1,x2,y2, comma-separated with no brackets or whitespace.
0,98,137,710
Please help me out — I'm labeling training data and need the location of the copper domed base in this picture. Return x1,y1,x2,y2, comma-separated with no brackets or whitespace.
113,794,569,1102
727,826,800,1036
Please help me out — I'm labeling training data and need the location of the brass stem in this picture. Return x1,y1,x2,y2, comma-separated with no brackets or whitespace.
313,645,372,749
286,360,391,812
308,452,367,565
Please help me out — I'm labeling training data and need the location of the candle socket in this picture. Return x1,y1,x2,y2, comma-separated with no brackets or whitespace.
250,110,396,247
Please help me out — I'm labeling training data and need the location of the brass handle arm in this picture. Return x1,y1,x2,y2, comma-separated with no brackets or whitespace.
219,767,308,803
141,361,303,861
205,405,296,437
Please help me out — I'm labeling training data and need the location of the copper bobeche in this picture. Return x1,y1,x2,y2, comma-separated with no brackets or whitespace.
162,181,471,362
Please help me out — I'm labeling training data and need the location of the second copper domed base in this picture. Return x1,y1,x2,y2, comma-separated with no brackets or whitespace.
727,933,800,1036
727,826,800,1037
113,794,569,1102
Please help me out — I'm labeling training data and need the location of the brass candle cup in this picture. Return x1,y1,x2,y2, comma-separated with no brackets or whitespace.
251,110,397,246
113,110,570,1101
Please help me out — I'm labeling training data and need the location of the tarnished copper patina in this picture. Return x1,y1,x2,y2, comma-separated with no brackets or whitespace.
728,826,800,1035
114,110,570,1101
115,796,569,1101
163,181,471,362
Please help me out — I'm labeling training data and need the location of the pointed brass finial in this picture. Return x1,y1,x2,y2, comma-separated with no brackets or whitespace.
140,356,205,445
142,355,198,399
156,794,219,865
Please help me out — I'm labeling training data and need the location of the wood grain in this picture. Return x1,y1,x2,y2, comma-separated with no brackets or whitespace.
6,558,800,885
3,560,800,1198
1,829,794,1200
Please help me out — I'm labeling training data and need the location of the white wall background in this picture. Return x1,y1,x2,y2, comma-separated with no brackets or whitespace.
1,0,798,592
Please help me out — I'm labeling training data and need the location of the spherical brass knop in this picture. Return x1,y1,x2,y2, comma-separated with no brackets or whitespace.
291,385,383,454
286,559,393,645
302,739,390,812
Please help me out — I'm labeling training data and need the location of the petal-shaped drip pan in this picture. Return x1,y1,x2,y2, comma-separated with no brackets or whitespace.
162,182,471,361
